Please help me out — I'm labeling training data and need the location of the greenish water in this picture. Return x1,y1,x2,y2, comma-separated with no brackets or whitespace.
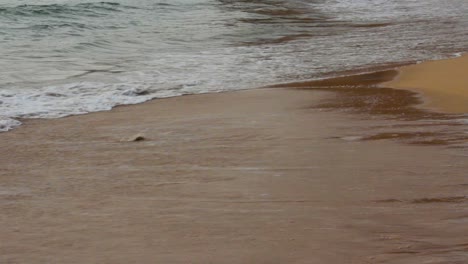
1,0,468,131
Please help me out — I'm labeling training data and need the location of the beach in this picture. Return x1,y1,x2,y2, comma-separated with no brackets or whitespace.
1,55,467,263
385,54,468,113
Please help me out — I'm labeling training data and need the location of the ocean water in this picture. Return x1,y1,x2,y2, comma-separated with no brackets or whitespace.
1,0,468,131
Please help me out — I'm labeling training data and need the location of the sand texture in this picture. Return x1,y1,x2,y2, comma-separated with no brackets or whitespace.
1,57,468,263
385,54,468,113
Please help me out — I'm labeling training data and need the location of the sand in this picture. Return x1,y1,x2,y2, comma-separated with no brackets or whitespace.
385,54,468,113
1,57,467,263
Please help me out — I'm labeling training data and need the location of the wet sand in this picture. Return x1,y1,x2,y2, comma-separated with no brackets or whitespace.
1,58,468,263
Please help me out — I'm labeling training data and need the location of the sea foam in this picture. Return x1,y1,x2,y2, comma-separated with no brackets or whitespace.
0,117,21,132
1,0,467,132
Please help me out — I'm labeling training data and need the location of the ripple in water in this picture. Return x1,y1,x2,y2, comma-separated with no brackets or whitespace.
0,0,468,131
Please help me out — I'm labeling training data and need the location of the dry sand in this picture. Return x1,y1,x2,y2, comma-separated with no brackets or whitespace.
0,57,467,263
385,54,468,113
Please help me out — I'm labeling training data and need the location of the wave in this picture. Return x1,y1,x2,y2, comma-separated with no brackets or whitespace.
0,80,204,132
0,2,136,18
0,117,21,132
0,0,467,133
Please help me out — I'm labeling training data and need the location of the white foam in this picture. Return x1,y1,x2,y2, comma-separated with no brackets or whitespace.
0,117,22,132
1,81,189,119
1,0,467,132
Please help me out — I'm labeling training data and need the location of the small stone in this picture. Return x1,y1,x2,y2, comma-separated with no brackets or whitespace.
125,134,146,142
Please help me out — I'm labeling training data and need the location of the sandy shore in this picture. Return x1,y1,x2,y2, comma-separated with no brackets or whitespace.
385,54,468,113
1,57,467,263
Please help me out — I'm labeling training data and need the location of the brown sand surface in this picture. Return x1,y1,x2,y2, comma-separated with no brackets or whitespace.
1,84,467,263
385,54,468,113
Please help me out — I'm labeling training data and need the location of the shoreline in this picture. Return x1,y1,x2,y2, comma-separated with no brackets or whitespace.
1,55,467,263
268,53,467,114
384,53,468,113
2,53,466,134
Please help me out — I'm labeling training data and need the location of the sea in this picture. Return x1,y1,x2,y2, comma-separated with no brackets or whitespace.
1,0,468,131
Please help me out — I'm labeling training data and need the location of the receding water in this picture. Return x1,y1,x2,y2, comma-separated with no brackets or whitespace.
1,0,468,131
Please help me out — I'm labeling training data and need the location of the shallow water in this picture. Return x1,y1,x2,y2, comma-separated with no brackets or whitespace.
1,0,468,131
